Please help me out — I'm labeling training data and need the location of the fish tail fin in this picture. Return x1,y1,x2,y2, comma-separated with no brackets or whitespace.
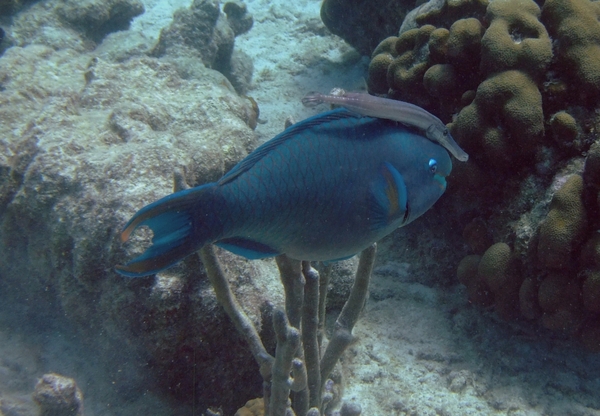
116,184,221,277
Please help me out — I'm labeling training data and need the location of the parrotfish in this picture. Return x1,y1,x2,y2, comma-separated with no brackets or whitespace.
116,109,451,277
302,89,469,162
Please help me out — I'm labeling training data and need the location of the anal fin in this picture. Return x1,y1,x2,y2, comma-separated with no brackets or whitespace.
216,237,280,259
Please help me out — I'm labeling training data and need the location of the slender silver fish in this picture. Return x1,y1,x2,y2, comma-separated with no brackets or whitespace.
302,89,469,162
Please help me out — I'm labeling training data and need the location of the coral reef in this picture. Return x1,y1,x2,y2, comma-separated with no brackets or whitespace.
458,243,523,319
3,0,253,94
224,1,254,36
353,0,600,349
548,111,581,154
385,24,436,107
456,160,600,346
369,0,552,165
368,0,489,100
454,153,600,346
0,0,599,412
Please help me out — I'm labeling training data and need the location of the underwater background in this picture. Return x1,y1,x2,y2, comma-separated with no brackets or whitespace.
1,0,600,414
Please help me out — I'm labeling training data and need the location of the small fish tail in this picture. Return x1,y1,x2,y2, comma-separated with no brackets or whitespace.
301,92,324,107
116,184,220,277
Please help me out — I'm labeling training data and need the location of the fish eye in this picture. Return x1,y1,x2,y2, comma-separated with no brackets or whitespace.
428,158,437,173
443,128,449,137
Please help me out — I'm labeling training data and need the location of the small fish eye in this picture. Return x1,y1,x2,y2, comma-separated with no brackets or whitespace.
443,128,449,136
428,158,437,173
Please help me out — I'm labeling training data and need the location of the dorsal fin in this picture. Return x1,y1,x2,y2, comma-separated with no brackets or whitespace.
218,109,362,185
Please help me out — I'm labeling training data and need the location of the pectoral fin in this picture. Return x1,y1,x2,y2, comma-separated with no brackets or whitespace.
369,162,409,230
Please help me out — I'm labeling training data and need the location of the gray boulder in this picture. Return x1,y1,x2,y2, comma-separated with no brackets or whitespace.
7,0,144,52
151,0,254,94
56,0,145,42
0,43,272,412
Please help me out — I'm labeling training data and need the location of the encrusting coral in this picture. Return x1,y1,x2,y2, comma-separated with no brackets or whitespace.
150,0,254,94
55,0,145,43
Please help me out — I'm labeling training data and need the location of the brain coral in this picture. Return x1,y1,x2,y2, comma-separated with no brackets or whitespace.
537,174,588,269
368,0,551,169
480,0,552,77
386,25,436,106
368,36,399,94
541,0,600,101
548,111,581,155
423,18,484,98
478,242,513,293
359,0,600,349
479,242,523,319
457,243,524,317
450,70,543,168
446,17,484,68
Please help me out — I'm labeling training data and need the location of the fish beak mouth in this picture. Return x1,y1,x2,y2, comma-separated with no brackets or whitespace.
434,173,447,191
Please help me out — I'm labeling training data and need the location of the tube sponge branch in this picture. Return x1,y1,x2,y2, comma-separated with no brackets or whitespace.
199,242,376,415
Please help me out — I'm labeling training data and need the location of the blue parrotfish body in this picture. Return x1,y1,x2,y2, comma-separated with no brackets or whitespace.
116,109,451,277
